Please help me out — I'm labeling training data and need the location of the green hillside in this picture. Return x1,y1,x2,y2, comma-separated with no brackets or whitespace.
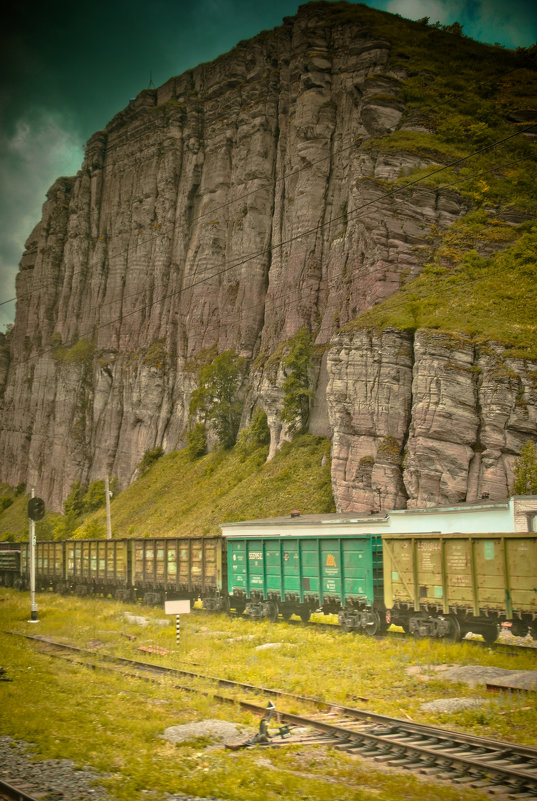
351,219,537,357
327,3,537,352
0,435,334,541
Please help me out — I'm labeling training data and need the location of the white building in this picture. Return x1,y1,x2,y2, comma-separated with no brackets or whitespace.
221,496,537,539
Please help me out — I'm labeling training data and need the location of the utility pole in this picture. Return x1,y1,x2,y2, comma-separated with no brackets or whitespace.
105,476,112,540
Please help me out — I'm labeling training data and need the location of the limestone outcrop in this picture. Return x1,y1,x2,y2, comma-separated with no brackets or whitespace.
0,2,535,512
327,329,537,512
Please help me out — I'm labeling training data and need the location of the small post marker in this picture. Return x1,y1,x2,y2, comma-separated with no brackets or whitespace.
164,600,191,647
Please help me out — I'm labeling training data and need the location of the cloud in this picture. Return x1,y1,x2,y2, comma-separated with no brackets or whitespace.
384,0,537,46
0,109,83,329
385,0,465,24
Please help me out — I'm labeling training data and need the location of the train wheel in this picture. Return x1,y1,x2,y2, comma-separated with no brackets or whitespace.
281,609,292,621
364,609,383,636
445,614,462,642
266,602,278,622
299,608,311,624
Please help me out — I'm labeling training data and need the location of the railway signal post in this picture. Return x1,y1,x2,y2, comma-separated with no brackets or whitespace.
164,600,191,646
27,493,45,623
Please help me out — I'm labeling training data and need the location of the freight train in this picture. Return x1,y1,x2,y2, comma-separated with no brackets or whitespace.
1,495,536,644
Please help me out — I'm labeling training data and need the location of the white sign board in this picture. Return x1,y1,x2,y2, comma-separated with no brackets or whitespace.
165,600,191,615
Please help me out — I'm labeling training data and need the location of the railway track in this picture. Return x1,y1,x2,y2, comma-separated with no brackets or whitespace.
10,631,537,799
0,778,41,801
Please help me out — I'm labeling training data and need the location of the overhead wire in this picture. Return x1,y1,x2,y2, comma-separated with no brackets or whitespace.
1,52,531,311
5,120,536,373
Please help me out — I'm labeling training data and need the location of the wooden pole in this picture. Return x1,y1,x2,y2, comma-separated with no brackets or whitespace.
105,476,112,540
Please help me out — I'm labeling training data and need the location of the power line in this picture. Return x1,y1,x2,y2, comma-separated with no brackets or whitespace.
1,52,530,312
5,121,536,373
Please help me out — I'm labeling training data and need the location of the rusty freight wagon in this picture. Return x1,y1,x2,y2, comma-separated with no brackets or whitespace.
383,532,537,643
65,539,130,597
130,536,226,608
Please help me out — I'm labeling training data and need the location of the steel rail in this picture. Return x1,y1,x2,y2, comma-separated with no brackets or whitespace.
13,632,537,760
0,778,42,801
11,631,537,797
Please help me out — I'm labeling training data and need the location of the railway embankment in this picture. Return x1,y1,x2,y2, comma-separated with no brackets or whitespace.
1,589,537,801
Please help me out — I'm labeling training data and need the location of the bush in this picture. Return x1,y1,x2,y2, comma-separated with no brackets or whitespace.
236,408,270,456
137,447,165,473
0,497,13,513
512,441,537,494
186,424,207,460
190,350,245,449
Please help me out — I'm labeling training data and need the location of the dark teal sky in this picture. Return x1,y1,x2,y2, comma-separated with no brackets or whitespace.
1,0,536,328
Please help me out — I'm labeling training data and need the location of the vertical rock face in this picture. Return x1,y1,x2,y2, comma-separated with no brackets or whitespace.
0,2,535,512
327,329,537,512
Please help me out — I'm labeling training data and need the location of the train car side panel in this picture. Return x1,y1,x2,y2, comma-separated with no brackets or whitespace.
0,544,22,587
384,532,537,641
507,536,537,612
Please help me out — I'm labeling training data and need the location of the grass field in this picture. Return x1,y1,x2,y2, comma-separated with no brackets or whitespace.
1,589,536,801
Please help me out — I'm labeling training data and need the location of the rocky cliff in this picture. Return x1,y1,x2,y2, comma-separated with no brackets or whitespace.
1,2,536,512
327,329,537,512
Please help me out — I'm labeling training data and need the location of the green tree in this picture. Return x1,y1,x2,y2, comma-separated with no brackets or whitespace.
82,480,106,512
190,350,245,449
63,481,86,518
236,407,270,454
280,328,315,435
512,441,537,494
82,478,118,513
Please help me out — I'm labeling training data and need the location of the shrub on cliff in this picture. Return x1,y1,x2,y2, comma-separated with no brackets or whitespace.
190,350,245,449
137,447,165,473
280,329,315,435
186,423,207,460
512,441,537,494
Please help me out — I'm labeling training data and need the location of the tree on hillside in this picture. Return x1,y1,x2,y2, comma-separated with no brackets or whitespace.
190,350,245,449
280,328,315,435
512,441,537,495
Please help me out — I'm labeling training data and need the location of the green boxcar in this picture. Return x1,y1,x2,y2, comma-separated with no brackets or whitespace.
383,532,537,642
227,535,386,632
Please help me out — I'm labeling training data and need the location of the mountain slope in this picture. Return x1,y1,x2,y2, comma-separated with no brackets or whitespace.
0,1,536,514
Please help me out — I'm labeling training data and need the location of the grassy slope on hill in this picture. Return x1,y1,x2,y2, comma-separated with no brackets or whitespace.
0,436,334,541
350,219,537,357
74,435,334,539
0,485,32,540
323,4,537,354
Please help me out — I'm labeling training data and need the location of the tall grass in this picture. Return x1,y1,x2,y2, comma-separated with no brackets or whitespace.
3,588,530,800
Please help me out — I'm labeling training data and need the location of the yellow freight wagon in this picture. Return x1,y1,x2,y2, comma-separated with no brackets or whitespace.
383,532,537,644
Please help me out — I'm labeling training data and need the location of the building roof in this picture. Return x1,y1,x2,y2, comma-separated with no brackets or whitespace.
219,497,528,528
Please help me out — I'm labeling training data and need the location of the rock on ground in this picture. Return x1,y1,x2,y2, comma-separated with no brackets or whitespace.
161,719,255,747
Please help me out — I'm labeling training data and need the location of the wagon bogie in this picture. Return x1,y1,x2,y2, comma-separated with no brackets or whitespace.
338,604,387,635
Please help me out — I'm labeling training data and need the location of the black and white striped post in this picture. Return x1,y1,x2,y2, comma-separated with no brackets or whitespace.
164,600,191,647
